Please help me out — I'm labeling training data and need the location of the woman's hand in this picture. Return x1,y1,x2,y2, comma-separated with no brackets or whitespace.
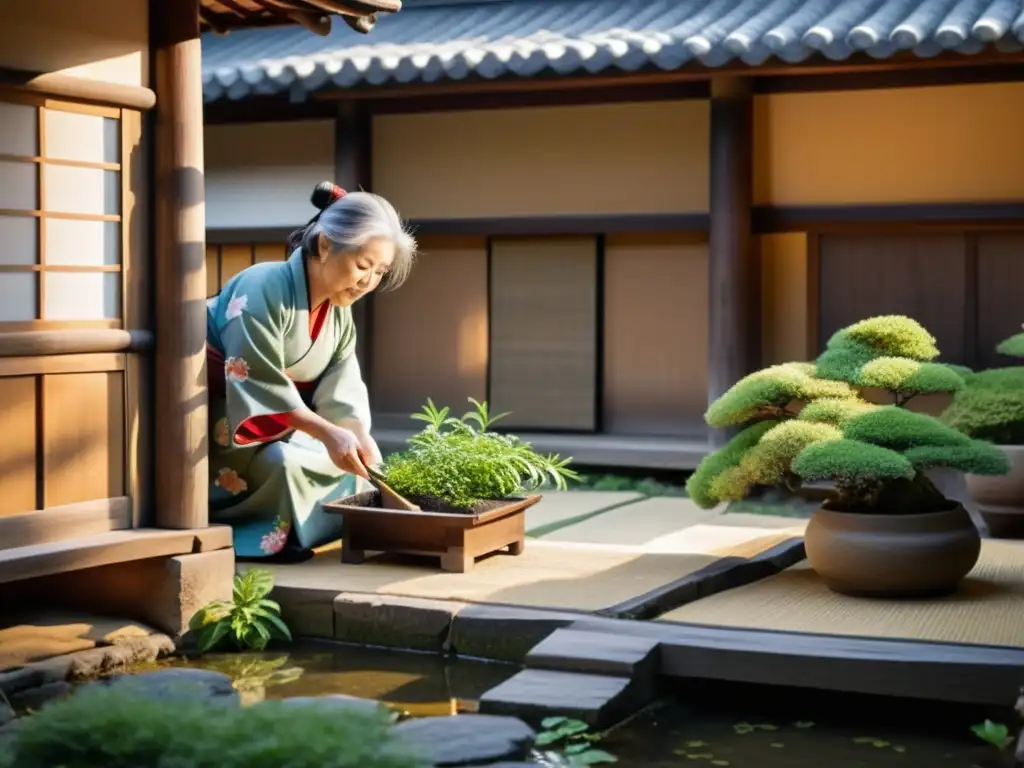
335,419,382,469
321,423,371,480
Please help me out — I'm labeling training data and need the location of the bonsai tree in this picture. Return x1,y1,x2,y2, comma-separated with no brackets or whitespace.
379,398,579,512
941,328,1024,447
687,316,1009,513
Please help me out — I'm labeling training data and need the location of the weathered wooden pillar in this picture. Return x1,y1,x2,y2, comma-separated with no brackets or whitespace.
152,0,208,528
708,76,759,444
335,101,374,381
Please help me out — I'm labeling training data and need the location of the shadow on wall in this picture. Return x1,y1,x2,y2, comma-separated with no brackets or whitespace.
0,0,150,85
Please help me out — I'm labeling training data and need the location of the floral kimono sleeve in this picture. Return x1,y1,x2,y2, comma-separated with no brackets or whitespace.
218,279,305,446
313,308,372,430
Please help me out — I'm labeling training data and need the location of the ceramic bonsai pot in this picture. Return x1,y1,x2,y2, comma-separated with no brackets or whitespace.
965,444,1024,539
324,491,541,573
804,503,981,598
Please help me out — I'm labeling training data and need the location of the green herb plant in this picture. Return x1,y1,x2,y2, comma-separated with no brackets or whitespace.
381,398,579,511
941,329,1024,446
188,569,292,654
687,316,1009,514
534,717,618,766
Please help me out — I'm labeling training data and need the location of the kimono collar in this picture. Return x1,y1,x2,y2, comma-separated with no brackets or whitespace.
286,248,311,312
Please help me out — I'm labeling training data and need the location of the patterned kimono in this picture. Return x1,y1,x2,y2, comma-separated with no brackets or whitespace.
206,249,372,558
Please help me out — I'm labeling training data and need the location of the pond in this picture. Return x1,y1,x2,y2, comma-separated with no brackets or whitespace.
133,641,1013,767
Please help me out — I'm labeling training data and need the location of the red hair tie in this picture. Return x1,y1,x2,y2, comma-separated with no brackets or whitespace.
311,181,347,212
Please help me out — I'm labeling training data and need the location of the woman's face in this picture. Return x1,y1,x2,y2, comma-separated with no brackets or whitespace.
316,234,395,307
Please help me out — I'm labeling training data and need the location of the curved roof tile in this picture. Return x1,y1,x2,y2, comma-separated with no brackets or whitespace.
201,0,1024,101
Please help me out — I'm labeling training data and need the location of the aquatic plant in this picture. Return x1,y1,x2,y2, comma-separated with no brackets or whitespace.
0,685,420,768
381,398,579,510
189,569,292,653
687,316,1009,513
533,717,618,766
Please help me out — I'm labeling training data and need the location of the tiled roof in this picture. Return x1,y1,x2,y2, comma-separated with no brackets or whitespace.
201,0,1024,101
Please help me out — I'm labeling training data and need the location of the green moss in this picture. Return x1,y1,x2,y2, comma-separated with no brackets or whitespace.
797,397,878,426
940,366,1024,445
685,420,779,508
843,406,973,451
997,331,1024,359
708,421,843,502
704,363,858,428
942,363,976,379
791,439,915,485
902,443,1010,475
842,315,940,360
0,685,419,768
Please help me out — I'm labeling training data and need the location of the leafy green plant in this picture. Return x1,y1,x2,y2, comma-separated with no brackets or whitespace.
380,398,579,510
0,685,421,768
188,569,292,654
687,316,1009,513
534,717,617,766
972,719,1014,750
942,330,1024,446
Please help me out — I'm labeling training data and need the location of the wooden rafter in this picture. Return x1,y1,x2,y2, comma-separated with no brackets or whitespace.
198,0,399,33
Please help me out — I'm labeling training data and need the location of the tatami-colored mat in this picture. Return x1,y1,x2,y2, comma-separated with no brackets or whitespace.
658,540,1024,649
524,490,643,535
250,535,798,614
540,497,722,545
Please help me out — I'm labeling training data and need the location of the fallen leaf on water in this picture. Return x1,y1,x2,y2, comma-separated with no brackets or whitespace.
686,740,710,748
711,761,730,766
893,746,906,753
793,721,815,729
770,743,785,748
872,740,890,748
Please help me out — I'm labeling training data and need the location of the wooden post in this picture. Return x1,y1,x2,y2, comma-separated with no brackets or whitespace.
335,101,374,382
708,76,759,444
152,0,208,529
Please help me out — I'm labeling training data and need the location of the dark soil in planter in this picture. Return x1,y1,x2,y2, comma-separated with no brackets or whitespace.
345,490,528,516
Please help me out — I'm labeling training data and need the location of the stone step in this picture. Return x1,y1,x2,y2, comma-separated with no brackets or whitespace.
479,668,652,729
525,627,659,679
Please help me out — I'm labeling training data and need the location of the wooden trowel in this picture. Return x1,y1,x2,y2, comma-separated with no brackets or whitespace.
367,467,421,511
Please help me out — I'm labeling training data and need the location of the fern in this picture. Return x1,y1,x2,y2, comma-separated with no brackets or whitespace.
188,569,292,654
382,398,579,510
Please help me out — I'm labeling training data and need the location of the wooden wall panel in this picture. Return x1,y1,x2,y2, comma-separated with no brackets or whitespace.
205,244,220,297
204,120,335,229
754,83,1024,206
254,243,287,263
761,233,811,365
603,234,708,436
42,371,125,508
373,101,709,219
489,237,597,431
977,233,1024,370
0,376,38,516
818,234,968,363
370,236,488,422
220,244,252,289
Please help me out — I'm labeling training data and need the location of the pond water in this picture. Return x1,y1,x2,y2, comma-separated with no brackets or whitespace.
135,641,1013,768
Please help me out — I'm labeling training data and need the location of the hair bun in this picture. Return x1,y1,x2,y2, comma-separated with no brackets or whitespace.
311,181,347,211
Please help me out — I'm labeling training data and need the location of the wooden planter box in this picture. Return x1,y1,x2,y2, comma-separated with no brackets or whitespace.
323,491,541,573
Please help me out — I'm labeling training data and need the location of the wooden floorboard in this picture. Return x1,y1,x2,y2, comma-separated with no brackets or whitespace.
0,526,234,584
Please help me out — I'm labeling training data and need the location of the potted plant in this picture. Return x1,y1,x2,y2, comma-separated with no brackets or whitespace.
941,328,1024,538
325,398,578,573
687,316,1009,597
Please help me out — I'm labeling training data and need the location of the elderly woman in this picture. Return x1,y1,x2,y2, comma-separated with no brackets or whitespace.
206,182,416,559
